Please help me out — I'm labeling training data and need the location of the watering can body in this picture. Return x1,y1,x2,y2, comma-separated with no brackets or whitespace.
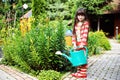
62,47,88,67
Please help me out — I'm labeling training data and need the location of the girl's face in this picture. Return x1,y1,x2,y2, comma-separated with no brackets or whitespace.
77,14,85,22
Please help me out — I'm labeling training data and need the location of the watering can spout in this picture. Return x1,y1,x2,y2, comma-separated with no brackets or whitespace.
62,54,72,62
55,51,72,63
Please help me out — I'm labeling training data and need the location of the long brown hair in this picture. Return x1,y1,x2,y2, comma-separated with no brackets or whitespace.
73,8,89,34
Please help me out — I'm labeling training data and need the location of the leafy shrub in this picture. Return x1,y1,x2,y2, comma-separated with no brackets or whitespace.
88,31,111,55
95,31,111,50
118,33,120,43
2,19,67,73
38,70,61,80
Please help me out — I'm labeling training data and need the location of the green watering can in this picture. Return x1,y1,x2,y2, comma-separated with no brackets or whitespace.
55,47,88,67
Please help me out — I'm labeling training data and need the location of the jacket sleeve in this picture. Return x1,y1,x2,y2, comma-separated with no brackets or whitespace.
81,22,89,46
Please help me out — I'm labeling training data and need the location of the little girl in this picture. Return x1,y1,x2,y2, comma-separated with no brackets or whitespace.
71,8,89,78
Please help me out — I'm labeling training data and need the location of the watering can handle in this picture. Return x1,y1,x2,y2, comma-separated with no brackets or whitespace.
70,46,88,57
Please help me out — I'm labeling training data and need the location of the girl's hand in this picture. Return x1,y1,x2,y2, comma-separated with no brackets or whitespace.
79,45,83,48
72,42,77,50
75,45,84,51
73,46,77,50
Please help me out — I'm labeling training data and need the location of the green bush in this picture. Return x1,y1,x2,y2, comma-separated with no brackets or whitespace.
118,33,120,43
38,70,61,80
2,19,67,73
95,31,111,50
88,31,111,55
